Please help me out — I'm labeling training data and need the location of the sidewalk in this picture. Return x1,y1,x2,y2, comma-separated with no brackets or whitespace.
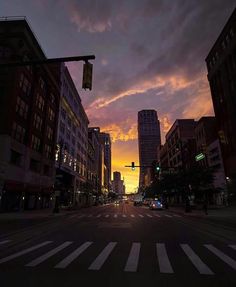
168,202,236,218
0,207,79,220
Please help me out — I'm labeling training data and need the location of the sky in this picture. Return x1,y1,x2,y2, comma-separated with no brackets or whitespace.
1,0,235,193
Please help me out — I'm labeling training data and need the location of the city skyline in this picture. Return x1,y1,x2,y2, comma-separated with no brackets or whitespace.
1,1,235,193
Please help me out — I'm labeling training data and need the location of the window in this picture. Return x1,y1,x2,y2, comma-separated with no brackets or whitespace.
48,107,55,122
60,121,65,134
66,129,70,140
10,149,22,166
43,165,50,176
30,158,40,173
46,126,53,141
39,77,45,90
61,107,66,120
12,122,25,143
67,117,72,127
31,135,41,152
33,114,43,131
45,144,52,159
36,93,44,111
19,73,31,96
16,97,28,119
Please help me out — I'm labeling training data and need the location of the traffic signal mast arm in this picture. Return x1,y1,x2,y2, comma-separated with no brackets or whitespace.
0,55,95,68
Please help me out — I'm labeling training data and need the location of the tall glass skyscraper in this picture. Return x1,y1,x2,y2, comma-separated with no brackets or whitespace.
138,110,161,188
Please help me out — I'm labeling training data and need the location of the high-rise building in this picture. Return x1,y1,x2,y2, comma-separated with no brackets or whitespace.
205,8,236,193
111,171,125,196
99,132,111,193
138,110,161,188
55,63,89,207
0,18,60,211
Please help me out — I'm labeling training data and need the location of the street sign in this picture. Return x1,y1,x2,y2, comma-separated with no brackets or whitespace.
195,153,205,162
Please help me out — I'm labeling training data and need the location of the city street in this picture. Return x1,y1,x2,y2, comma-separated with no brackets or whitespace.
0,202,236,287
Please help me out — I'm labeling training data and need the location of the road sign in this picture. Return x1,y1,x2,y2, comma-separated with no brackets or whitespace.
195,153,205,162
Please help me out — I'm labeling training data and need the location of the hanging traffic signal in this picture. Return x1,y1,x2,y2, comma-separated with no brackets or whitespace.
156,165,160,172
82,61,93,90
131,162,135,171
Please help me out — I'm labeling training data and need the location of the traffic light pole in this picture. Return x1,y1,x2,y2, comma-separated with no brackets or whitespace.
0,55,95,68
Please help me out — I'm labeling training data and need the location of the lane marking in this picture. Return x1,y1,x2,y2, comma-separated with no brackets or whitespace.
88,214,93,218
138,214,144,218
164,215,172,218
156,243,174,273
124,243,140,272
55,242,93,269
173,214,182,217
181,244,214,275
114,214,118,218
26,242,73,267
0,240,11,245
205,244,236,270
96,214,101,218
105,215,109,218
154,214,160,217
88,242,117,270
146,214,153,218
130,214,135,218
0,241,53,264
229,245,236,250
122,214,127,218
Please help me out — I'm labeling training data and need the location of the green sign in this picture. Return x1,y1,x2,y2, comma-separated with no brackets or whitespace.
195,153,205,162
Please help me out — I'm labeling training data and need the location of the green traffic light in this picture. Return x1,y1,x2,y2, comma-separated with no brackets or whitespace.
156,166,160,171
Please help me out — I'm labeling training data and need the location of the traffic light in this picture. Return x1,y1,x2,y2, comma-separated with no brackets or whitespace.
82,62,93,90
156,165,160,172
131,162,135,171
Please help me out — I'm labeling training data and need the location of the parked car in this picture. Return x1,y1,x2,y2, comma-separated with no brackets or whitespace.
149,200,163,210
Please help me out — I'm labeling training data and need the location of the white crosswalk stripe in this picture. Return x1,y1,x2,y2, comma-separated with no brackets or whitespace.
25,242,73,267
172,214,182,217
164,215,172,218
130,214,135,218
96,214,101,218
181,244,214,275
205,244,236,270
124,243,140,272
105,215,109,218
0,241,53,264
154,214,160,217
55,242,93,269
88,242,117,270
0,240,11,245
146,214,153,218
156,243,173,273
138,214,144,218
1,241,236,273
114,214,118,218
229,245,236,250
122,214,127,218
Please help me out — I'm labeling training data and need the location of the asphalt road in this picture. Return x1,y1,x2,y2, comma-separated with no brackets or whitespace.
0,202,236,287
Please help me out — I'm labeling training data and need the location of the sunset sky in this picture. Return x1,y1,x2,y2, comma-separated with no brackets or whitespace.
1,0,235,193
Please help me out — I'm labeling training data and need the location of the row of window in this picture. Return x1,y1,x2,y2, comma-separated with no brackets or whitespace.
10,149,52,176
208,27,235,69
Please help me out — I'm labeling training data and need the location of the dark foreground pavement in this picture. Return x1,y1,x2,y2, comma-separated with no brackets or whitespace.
0,202,236,287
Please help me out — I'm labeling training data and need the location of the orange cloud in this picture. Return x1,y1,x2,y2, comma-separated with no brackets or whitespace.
182,77,214,119
101,121,137,142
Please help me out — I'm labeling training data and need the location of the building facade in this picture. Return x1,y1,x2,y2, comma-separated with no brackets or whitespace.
138,110,161,188
0,18,60,211
99,132,111,193
205,8,236,194
111,171,125,197
165,119,196,169
55,64,89,207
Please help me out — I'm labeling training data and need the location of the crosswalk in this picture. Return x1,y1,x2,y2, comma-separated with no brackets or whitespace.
69,213,182,219
0,240,235,274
